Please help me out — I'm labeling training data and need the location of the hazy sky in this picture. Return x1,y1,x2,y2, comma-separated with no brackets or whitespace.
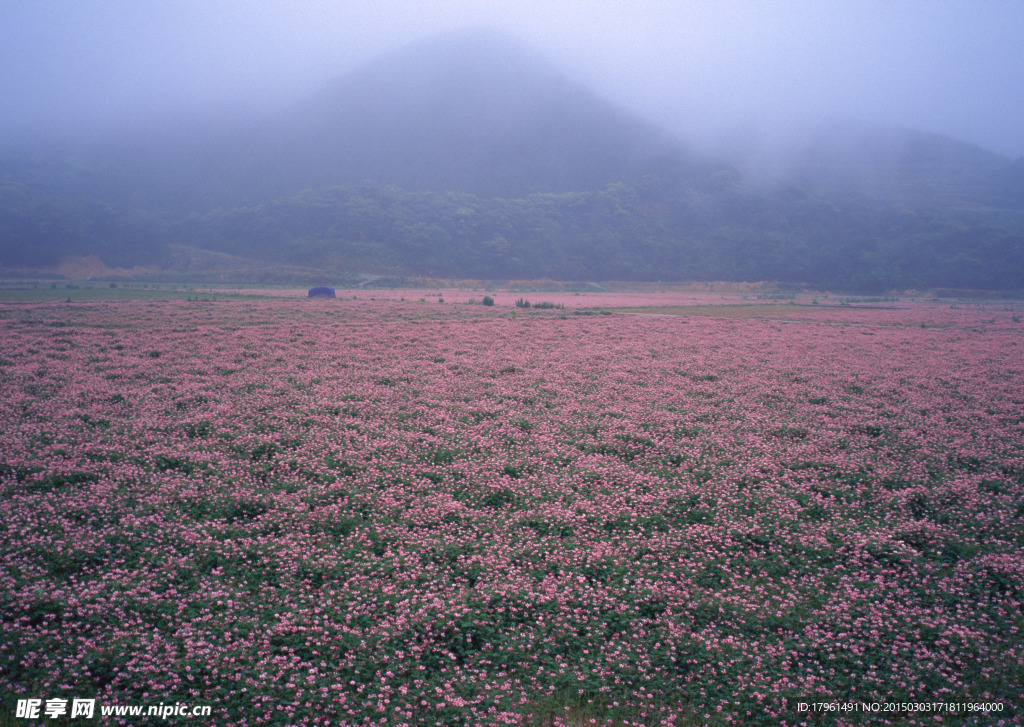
2,0,1022,158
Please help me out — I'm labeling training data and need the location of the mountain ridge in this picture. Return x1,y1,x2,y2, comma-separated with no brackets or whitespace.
250,28,700,198
789,118,1022,209
1,29,1022,290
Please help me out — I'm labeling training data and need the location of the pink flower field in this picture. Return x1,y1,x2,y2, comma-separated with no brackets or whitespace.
1,297,1022,725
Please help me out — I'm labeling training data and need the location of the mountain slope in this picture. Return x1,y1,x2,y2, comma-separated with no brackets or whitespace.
1,30,1022,291
0,29,699,214
791,119,1023,210
232,29,698,199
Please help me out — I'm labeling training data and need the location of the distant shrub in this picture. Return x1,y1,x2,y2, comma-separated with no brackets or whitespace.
482,296,494,306
532,301,564,309
515,298,531,308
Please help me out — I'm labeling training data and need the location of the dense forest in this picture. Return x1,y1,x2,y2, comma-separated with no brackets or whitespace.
2,30,1023,292
4,173,1022,292
186,176,1024,291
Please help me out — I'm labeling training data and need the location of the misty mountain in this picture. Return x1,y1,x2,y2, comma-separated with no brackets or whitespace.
790,119,1024,210
254,29,699,198
2,29,699,213
1,29,1023,291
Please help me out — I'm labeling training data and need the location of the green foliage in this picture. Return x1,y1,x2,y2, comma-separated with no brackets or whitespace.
155,178,1024,291
3,167,1024,291
0,180,171,268
481,295,494,306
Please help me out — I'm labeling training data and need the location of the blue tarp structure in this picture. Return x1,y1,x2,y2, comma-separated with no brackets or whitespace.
307,286,336,298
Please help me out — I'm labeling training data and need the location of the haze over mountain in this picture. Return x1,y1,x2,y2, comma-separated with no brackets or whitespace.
4,30,699,210
783,120,1023,209
1,28,1023,291
5,3,1023,160
265,30,699,197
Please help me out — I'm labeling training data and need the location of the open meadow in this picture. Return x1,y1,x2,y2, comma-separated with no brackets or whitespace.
1,294,1022,725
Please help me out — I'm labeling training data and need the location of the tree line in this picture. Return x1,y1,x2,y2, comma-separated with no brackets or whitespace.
2,174,1022,292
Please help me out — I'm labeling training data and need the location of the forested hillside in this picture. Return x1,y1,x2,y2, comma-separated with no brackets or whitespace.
2,30,1023,292
184,177,1024,291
